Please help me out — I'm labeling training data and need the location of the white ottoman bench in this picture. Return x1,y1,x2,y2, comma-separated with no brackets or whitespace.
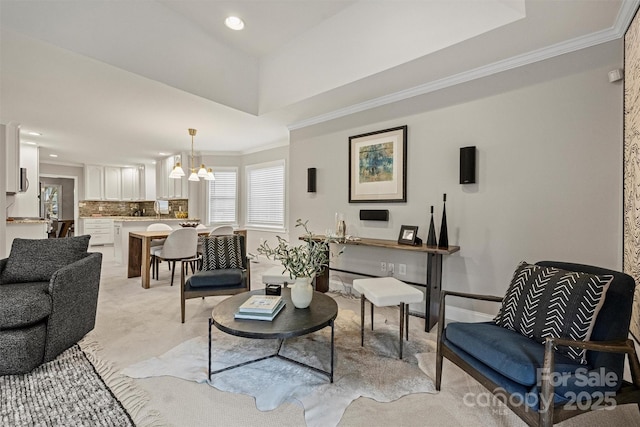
261,266,293,287
353,277,424,359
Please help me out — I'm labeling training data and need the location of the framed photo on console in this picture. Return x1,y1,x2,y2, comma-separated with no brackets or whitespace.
398,225,420,246
349,125,407,203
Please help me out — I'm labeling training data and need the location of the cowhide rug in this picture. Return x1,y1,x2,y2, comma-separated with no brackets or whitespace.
122,308,436,427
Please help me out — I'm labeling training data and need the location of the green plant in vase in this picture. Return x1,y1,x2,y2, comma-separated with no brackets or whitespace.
257,219,344,308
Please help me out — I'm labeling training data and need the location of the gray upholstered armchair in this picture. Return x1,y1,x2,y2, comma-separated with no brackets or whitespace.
0,235,102,375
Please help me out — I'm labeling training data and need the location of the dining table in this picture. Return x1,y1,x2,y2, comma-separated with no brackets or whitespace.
127,228,247,289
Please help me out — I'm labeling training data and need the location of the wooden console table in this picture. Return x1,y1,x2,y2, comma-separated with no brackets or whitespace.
307,236,459,331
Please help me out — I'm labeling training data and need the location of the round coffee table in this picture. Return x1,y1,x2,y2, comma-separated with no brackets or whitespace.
208,288,338,382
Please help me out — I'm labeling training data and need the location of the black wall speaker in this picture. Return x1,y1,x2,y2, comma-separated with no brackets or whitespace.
460,146,476,184
359,209,389,221
307,168,317,192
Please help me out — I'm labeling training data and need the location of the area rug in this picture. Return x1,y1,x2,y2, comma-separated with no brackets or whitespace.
0,341,162,427
122,308,437,427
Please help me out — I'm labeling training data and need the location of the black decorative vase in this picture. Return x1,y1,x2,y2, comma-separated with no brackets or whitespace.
438,194,449,249
427,205,437,247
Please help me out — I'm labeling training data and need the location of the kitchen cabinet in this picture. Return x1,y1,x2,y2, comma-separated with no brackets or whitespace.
104,166,122,200
157,154,187,199
4,122,20,194
82,218,114,246
84,165,104,200
121,166,144,200
84,165,145,201
113,222,123,261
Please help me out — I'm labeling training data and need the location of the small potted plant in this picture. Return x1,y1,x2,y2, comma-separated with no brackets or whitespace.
257,219,343,308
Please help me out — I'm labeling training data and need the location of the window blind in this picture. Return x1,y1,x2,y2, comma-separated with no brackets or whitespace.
246,161,284,228
207,169,237,224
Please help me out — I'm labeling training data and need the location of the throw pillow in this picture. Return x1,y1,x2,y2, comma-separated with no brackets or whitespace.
202,235,243,271
0,235,91,284
494,261,613,364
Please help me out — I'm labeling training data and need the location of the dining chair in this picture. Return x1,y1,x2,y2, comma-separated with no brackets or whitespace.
150,228,198,286
147,223,173,279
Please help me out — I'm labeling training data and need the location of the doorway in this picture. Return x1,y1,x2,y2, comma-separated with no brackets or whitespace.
39,175,77,238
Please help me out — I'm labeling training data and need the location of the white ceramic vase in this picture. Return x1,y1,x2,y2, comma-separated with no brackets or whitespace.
291,277,313,309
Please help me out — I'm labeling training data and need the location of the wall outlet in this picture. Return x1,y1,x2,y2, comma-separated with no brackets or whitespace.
399,264,407,275
98,206,103,211
388,263,394,274
380,262,386,272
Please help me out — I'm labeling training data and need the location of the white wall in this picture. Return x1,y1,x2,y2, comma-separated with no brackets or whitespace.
289,40,624,316
0,125,7,258
200,144,290,259
40,163,84,201
7,144,39,218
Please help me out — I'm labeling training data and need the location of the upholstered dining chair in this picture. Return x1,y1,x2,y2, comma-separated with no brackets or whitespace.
209,225,234,235
180,234,250,323
147,223,173,279
150,228,198,286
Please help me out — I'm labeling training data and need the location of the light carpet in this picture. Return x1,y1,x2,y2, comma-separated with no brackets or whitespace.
0,341,162,427
122,308,436,427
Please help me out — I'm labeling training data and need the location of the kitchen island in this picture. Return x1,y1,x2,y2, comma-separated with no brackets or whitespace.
109,217,201,265
5,218,49,255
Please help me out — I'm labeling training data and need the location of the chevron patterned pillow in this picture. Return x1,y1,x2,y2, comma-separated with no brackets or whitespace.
494,261,613,364
201,235,243,271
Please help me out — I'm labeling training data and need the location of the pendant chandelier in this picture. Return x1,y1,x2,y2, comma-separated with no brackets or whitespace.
169,128,214,181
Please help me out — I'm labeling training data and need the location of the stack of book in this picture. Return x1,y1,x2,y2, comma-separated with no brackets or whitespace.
234,295,285,321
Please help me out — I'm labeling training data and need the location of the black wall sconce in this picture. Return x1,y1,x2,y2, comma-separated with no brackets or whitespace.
307,168,317,192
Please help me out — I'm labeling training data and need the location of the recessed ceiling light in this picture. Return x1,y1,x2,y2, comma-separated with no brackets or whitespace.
24,141,37,146
25,131,42,136
49,154,58,158
158,152,168,156
225,16,245,31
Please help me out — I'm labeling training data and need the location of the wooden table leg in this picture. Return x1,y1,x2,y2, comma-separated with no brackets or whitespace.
127,234,142,278
140,237,151,289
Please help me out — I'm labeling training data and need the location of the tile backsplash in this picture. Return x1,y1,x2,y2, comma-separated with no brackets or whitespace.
79,199,189,217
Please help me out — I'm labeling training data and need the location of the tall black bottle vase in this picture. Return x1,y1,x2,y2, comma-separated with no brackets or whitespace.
427,205,437,247
438,194,449,249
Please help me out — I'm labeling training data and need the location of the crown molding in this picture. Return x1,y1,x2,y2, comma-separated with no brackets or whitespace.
289,0,640,131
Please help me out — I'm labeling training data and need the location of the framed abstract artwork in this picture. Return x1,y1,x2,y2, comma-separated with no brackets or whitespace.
348,125,407,203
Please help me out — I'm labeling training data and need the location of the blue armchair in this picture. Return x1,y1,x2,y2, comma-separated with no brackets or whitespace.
180,234,250,323
436,261,640,426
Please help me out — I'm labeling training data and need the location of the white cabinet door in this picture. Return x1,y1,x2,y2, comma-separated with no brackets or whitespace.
84,165,104,200
83,218,114,246
158,154,185,199
169,155,183,198
121,167,141,200
104,166,122,200
113,223,122,262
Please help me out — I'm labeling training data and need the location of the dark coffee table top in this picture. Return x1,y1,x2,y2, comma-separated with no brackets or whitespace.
211,288,338,340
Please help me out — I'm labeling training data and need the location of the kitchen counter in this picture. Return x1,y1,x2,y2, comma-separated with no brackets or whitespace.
80,216,199,222
7,218,49,224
